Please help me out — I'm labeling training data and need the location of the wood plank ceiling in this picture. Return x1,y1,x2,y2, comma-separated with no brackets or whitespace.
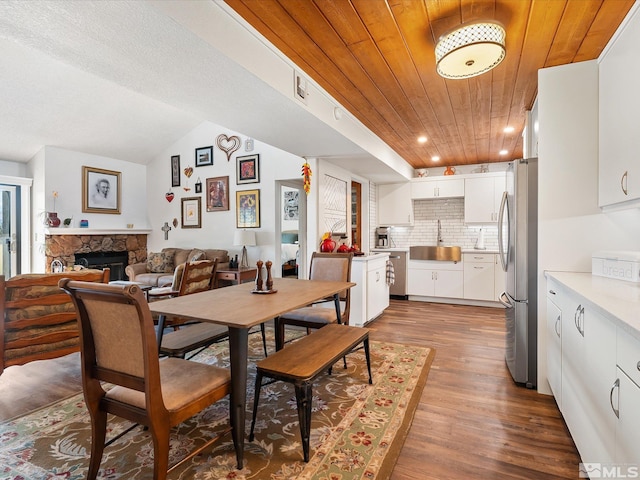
224,0,634,168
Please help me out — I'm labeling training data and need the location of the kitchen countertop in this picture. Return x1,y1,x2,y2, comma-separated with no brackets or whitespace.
353,252,390,262
546,271,640,339
462,249,499,254
372,247,409,252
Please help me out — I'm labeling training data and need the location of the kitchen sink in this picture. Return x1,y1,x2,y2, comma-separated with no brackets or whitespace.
410,245,462,262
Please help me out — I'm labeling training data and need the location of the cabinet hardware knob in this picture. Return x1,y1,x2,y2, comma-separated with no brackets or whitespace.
636,361,640,372
621,171,629,196
610,378,620,419
549,289,556,295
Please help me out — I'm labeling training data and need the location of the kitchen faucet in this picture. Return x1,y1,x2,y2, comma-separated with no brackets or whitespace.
437,219,443,245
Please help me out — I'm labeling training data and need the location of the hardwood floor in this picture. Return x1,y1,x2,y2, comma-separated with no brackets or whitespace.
367,299,580,480
0,299,580,478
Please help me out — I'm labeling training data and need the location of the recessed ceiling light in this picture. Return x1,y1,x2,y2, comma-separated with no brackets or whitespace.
503,126,515,133
499,149,508,155
417,136,428,143
432,156,440,162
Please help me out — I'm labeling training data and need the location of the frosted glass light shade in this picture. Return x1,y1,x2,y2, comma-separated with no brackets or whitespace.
436,22,506,79
234,230,256,247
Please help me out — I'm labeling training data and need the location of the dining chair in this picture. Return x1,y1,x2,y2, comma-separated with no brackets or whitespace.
152,259,268,359
275,252,354,351
59,279,234,480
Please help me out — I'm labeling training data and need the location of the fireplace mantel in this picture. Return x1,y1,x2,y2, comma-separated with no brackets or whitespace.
45,228,152,235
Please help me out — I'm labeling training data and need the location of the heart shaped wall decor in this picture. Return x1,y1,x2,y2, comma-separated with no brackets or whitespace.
165,192,175,202
183,166,193,178
216,134,241,161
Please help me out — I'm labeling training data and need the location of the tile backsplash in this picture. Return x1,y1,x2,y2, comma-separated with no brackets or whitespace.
378,198,499,251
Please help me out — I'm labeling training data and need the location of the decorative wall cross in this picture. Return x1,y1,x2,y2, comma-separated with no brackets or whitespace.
161,222,171,240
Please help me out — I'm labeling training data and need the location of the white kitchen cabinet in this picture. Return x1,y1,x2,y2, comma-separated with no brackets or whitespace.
547,278,617,465
546,283,562,404
464,173,506,223
350,254,390,326
377,183,413,226
599,9,640,208
615,327,640,464
407,259,463,299
463,253,494,301
410,177,464,200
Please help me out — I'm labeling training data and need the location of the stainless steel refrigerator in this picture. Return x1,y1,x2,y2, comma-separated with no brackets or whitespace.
498,158,537,388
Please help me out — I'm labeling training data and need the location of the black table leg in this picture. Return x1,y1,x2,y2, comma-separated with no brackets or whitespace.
227,327,248,469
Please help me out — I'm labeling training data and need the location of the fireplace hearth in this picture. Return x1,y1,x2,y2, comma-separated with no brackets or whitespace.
45,233,147,278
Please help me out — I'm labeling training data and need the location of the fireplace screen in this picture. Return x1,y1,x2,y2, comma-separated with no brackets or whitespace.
74,251,128,281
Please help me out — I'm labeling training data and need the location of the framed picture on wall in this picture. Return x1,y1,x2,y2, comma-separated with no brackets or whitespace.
181,197,202,228
236,189,260,228
236,154,260,184
195,146,214,167
171,155,180,187
82,166,121,214
206,176,229,212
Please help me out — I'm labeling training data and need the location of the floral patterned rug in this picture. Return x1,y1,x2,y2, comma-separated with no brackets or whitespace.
0,328,435,480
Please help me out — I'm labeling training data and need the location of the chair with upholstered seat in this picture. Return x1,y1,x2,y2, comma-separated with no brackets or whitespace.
275,252,354,351
152,259,267,358
59,279,234,480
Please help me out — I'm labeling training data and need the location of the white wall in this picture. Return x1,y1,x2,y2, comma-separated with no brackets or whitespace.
537,60,640,394
25,146,149,271
146,121,311,272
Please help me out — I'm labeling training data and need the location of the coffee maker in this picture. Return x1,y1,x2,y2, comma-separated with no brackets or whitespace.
376,227,391,248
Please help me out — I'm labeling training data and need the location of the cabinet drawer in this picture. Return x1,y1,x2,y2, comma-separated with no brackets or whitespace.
617,327,640,386
463,253,493,263
217,272,238,281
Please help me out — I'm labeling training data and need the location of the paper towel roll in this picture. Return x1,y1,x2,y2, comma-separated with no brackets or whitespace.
475,228,486,250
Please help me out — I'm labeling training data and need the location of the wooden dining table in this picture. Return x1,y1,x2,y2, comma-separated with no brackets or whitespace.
148,277,355,469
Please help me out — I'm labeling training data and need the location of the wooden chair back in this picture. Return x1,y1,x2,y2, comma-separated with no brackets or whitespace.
177,259,218,296
0,269,110,375
308,252,354,320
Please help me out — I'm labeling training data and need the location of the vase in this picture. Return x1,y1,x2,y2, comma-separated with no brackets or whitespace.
46,212,61,227
320,237,336,253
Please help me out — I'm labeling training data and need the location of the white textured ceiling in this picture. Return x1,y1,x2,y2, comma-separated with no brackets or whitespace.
0,0,405,182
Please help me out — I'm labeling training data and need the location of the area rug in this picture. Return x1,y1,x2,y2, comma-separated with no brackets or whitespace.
0,328,435,480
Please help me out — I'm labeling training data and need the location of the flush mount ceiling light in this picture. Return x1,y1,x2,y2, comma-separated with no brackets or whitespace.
435,22,506,79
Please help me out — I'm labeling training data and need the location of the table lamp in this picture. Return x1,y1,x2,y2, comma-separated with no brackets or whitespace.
234,229,256,268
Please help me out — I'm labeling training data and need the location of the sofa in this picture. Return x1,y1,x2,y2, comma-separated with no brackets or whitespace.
125,247,230,287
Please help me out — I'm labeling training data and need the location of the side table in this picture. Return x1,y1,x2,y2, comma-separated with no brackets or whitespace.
215,267,257,288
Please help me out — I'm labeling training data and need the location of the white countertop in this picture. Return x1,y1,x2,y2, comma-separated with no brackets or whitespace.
372,247,409,252
546,271,640,338
462,249,499,254
353,252,390,262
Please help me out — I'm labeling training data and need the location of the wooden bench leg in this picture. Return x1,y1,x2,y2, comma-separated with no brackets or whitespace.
249,371,264,442
294,382,313,462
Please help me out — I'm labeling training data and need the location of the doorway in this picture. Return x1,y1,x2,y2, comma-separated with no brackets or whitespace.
0,185,19,278
276,180,307,278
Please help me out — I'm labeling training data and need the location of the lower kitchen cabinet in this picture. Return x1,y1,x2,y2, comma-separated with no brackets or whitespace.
545,290,562,403
615,327,640,464
350,254,390,326
407,260,463,299
463,253,494,300
545,274,625,466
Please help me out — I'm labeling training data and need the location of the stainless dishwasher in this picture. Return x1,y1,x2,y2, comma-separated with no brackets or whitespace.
374,249,407,298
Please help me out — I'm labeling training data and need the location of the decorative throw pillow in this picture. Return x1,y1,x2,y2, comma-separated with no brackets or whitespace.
147,251,175,273
188,248,206,262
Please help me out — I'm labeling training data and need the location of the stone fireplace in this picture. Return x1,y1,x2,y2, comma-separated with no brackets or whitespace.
45,233,147,280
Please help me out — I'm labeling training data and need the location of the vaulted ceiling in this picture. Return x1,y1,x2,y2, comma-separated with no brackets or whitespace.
225,0,634,168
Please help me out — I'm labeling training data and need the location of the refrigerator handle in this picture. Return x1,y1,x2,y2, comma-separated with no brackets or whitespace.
499,291,513,308
497,190,509,272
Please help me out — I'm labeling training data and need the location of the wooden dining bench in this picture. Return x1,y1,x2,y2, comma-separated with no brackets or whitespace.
249,323,372,462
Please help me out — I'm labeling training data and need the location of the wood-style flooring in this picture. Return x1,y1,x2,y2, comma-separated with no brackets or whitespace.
0,299,580,479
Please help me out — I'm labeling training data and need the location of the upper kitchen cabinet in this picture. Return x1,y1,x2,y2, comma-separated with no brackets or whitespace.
599,7,640,209
411,176,464,200
377,183,413,226
464,173,506,223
